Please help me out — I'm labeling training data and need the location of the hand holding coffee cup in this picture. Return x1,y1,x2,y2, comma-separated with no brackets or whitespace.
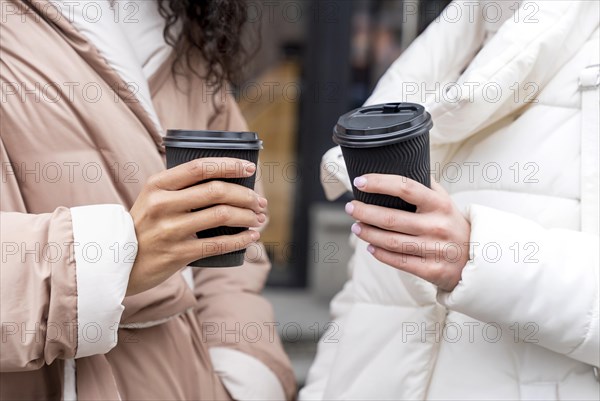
336,103,471,291
164,130,263,267
128,157,266,296
345,175,471,291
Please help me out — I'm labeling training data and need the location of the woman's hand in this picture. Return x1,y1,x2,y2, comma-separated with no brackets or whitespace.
128,158,267,296
345,174,471,291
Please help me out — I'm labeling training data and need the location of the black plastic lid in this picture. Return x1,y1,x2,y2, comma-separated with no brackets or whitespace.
333,103,433,148
164,130,263,150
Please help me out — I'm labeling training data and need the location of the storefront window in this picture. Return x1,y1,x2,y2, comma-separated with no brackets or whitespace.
238,0,450,287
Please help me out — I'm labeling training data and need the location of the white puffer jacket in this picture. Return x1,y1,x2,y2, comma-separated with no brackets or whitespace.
301,1,599,400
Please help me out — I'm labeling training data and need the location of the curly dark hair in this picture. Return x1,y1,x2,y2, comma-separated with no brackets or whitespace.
21,0,253,93
157,0,254,92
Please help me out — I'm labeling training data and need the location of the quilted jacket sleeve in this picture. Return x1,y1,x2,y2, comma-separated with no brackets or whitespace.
1,137,137,372
439,205,599,367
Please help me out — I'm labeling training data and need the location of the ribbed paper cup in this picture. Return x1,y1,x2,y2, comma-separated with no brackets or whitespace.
165,130,262,268
333,103,432,212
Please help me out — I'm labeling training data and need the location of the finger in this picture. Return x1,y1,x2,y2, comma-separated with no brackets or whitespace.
427,179,456,215
152,158,256,191
178,206,265,235
346,201,426,235
175,181,266,214
367,245,434,281
352,223,425,255
353,174,441,211
184,230,260,261
430,179,448,195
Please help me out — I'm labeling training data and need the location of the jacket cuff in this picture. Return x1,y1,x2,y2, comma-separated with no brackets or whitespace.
320,146,352,201
209,347,286,401
70,205,137,358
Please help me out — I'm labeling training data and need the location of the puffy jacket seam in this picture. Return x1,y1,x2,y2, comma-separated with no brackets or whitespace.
70,213,80,360
455,190,580,204
453,189,579,201
566,287,598,357
529,102,580,110
422,309,449,400
64,208,80,359
353,300,438,308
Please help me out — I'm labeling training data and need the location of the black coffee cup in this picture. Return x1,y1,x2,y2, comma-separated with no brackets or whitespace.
333,103,432,212
164,130,262,268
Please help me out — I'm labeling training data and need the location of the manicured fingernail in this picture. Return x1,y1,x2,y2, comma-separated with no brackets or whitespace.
367,244,375,254
257,213,266,223
251,231,260,241
351,223,361,235
245,163,256,174
345,202,354,215
258,197,268,208
354,176,367,188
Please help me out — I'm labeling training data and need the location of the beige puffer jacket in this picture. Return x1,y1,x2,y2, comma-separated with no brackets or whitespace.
0,1,295,399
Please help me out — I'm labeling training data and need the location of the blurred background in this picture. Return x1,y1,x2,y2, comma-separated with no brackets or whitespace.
235,0,450,386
